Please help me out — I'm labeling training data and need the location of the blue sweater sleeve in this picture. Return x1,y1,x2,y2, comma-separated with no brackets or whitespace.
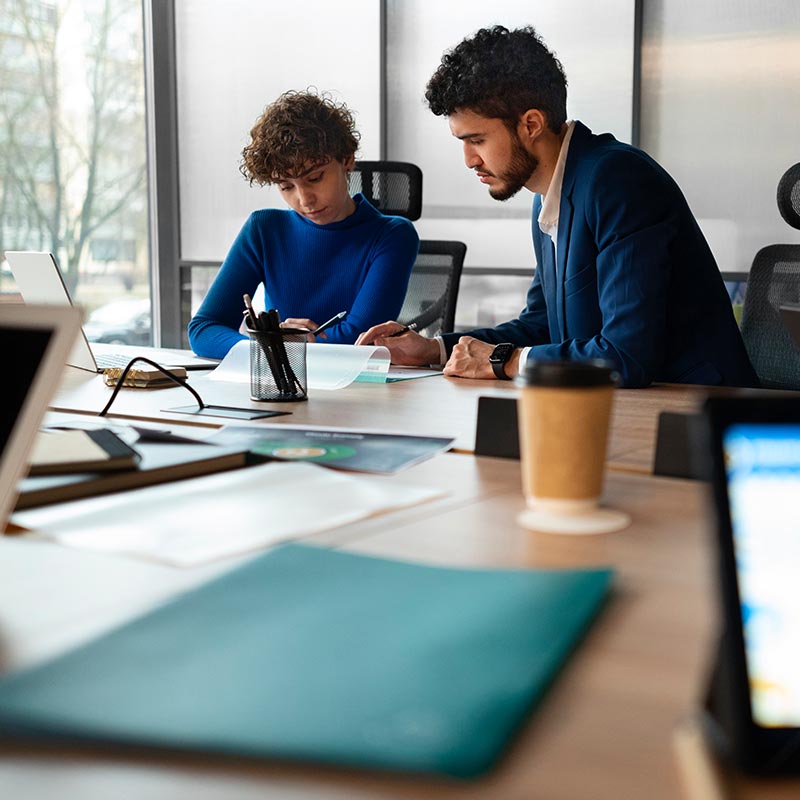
319,218,418,344
187,215,265,359
188,206,419,356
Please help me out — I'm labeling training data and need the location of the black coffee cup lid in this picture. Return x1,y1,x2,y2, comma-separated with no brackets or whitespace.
517,359,620,388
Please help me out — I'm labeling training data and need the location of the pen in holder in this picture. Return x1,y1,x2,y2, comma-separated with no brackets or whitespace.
248,326,308,402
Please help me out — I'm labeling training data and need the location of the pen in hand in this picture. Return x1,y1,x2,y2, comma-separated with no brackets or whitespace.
311,310,348,336
386,321,418,338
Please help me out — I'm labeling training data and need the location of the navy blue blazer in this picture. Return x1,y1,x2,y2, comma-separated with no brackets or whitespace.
442,122,758,388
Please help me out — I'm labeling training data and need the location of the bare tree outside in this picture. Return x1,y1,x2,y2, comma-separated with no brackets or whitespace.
0,0,148,317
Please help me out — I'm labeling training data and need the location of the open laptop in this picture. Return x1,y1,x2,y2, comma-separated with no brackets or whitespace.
704,395,800,774
0,304,83,532
5,251,219,372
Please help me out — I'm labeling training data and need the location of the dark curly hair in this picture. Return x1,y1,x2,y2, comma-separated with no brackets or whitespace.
425,25,567,133
240,89,360,186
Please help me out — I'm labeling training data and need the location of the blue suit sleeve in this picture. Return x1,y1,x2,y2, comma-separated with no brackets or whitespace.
441,262,550,354
187,215,265,359
526,151,678,387
320,218,419,345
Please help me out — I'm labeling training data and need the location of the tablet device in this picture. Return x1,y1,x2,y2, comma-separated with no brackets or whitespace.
705,395,800,773
0,304,83,530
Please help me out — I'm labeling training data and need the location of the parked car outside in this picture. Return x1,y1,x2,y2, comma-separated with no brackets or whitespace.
83,298,151,346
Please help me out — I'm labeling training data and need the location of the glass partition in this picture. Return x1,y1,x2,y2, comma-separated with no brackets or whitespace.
385,0,635,271
175,0,382,263
641,1,800,274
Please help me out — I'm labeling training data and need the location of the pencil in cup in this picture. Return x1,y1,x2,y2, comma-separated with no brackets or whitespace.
248,328,308,402
265,309,304,396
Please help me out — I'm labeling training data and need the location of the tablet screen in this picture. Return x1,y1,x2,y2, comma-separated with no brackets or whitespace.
723,423,800,728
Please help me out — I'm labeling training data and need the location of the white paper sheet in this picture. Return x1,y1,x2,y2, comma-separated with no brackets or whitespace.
208,340,391,390
307,343,390,388
12,462,445,567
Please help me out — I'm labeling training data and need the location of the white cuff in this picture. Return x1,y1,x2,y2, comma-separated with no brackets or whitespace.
432,336,447,368
518,347,531,375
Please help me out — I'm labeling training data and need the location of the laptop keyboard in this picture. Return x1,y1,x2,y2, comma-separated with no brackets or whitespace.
94,353,144,369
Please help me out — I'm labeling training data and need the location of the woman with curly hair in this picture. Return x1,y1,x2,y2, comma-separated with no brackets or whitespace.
188,89,419,358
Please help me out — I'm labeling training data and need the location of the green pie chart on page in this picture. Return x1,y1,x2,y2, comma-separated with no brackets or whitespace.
252,442,358,462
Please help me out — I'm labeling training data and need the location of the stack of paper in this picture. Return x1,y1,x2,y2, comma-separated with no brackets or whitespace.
208,425,454,473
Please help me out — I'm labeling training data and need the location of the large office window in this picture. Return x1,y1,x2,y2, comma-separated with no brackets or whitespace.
0,0,150,345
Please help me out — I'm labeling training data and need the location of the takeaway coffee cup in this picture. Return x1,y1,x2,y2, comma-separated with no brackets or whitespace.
515,360,630,534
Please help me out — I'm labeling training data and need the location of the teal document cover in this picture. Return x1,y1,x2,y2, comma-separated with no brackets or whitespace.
0,543,612,777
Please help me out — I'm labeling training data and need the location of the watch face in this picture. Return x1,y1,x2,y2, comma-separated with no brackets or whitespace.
490,343,514,363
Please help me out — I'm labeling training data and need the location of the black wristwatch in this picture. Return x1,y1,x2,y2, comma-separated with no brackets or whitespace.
489,342,515,380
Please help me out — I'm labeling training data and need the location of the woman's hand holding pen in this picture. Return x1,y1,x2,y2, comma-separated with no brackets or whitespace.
281,310,347,342
282,318,322,342
355,320,440,366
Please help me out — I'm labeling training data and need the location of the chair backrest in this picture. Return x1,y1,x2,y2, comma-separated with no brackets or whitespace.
740,162,800,389
397,240,466,337
348,161,422,221
778,162,800,230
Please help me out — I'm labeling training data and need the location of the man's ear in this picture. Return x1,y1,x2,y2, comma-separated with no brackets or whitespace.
342,154,356,172
517,109,547,145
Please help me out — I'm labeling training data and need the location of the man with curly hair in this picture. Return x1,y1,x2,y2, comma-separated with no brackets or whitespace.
189,90,419,358
357,26,756,388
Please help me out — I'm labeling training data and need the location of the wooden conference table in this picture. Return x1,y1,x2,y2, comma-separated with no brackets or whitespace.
1,364,797,799
49,366,712,470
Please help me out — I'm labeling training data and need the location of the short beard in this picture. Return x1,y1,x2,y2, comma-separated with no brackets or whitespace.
489,136,539,202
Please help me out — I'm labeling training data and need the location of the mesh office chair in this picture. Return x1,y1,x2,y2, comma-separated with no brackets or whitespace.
348,161,423,221
397,240,466,337
349,161,465,337
740,162,800,389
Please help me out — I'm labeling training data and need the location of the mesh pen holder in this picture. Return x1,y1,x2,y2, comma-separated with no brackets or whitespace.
249,328,308,402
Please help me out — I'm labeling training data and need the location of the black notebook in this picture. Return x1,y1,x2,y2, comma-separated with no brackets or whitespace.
27,428,140,475
17,439,253,509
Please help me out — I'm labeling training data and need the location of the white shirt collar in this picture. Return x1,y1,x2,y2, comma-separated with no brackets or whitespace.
537,120,575,239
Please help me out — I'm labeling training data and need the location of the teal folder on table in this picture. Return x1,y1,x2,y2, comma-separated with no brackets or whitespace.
0,543,612,777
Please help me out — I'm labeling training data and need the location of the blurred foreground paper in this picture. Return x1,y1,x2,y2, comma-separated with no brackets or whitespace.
12,462,444,566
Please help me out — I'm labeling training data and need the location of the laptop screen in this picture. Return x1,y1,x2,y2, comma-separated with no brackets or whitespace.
0,327,52,453
723,422,800,728
0,304,82,532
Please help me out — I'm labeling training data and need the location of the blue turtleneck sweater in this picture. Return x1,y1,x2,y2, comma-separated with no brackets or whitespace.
188,193,419,358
